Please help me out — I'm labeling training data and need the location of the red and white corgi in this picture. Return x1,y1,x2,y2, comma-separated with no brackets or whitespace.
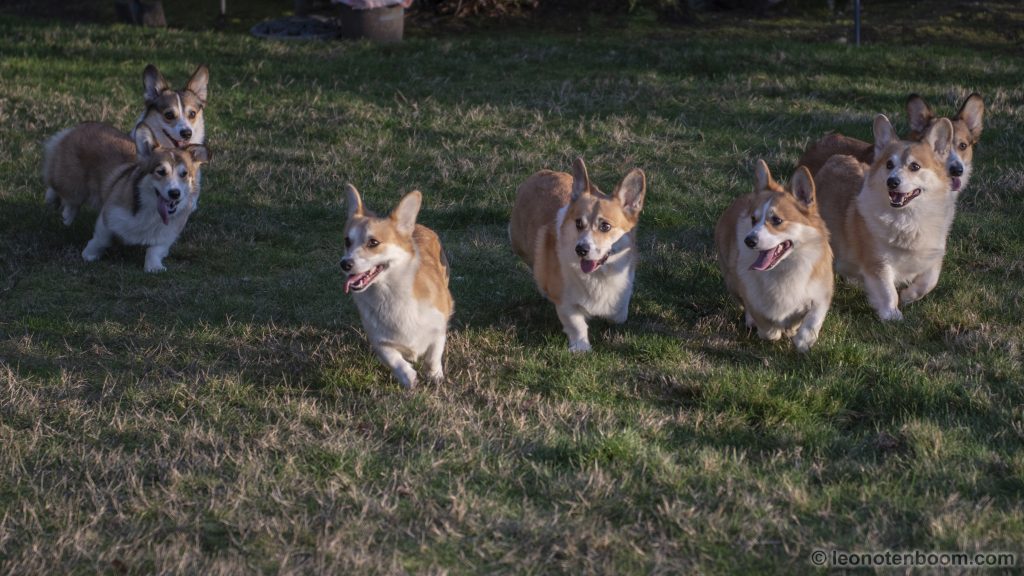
340,185,454,389
78,125,209,272
799,93,983,195
715,161,833,352
509,157,646,352
816,114,955,320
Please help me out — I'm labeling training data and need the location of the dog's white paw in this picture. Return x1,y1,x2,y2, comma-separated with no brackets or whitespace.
82,248,101,262
427,369,444,383
792,331,817,353
878,307,903,321
759,327,783,341
144,264,167,273
569,340,592,353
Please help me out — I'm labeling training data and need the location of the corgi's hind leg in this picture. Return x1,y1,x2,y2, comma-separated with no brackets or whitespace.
376,345,417,389
82,216,112,262
61,202,79,226
45,187,59,206
425,331,446,383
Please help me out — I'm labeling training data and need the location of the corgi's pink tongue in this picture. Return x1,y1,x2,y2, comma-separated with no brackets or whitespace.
751,249,775,271
343,276,356,294
580,259,599,274
951,176,962,191
157,196,169,225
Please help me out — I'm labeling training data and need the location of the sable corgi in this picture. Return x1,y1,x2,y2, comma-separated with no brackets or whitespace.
715,161,833,352
340,185,454,389
799,93,983,195
815,114,954,321
79,125,209,272
42,64,210,222
509,157,646,352
131,64,209,211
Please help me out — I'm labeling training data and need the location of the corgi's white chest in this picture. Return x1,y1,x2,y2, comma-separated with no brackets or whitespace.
563,252,636,320
103,205,188,247
737,249,828,324
862,198,954,283
353,280,446,360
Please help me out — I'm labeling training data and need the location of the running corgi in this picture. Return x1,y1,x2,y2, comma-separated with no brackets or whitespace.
715,161,833,352
340,185,454,389
799,93,983,194
79,125,208,272
815,114,955,320
43,64,209,222
509,158,646,352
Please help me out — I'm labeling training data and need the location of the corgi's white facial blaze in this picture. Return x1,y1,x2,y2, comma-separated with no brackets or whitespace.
745,199,793,271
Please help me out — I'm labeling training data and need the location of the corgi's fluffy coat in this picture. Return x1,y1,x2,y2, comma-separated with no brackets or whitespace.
816,114,955,321
715,161,833,352
510,157,646,352
799,93,983,194
341,186,454,389
79,125,209,272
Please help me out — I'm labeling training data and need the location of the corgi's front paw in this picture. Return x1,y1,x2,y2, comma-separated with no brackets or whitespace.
792,331,817,353
569,340,592,353
759,327,783,341
82,247,102,262
744,311,756,329
899,287,926,305
144,263,167,273
427,369,445,383
878,307,903,321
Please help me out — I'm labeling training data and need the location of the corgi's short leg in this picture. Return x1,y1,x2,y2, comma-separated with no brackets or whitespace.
82,217,112,262
793,301,828,353
45,187,59,206
900,265,941,305
62,203,79,226
376,345,417,389
557,305,591,353
425,332,446,383
144,244,170,273
744,309,756,329
864,268,902,321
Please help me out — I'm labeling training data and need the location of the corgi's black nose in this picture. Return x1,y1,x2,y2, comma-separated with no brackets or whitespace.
949,163,964,177
340,258,353,272
180,128,192,140
575,244,589,257
167,189,181,200
886,176,901,190
744,235,757,249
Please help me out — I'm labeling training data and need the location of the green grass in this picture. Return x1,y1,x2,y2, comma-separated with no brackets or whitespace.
2,3,1024,573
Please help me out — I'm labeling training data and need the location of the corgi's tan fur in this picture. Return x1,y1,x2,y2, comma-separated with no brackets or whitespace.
800,93,983,194
510,157,646,352
80,125,209,272
341,185,454,389
715,161,833,352
816,114,955,321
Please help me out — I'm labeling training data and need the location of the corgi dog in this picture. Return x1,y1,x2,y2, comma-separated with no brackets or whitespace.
509,157,646,352
815,114,954,321
131,64,209,211
340,185,454,389
799,93,983,195
79,124,209,272
42,64,209,222
715,161,833,352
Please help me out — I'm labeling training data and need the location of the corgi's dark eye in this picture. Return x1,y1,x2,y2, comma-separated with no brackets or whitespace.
367,238,380,248
959,142,968,151
751,215,757,225
598,221,612,233
155,167,167,176
909,162,920,172
164,111,175,120
886,160,895,170
179,170,187,178
344,237,352,248
188,110,197,120
575,219,585,230
770,216,783,226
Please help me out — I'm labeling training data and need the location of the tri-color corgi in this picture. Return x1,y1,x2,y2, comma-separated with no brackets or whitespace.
509,158,646,352
715,161,833,352
799,93,983,195
340,185,454,389
815,114,954,321
77,125,208,272
42,64,210,222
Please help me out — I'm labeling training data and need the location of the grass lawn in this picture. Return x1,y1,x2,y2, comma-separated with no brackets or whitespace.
2,2,1023,573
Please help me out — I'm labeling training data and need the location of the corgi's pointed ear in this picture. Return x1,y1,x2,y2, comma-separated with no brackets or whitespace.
906,94,933,137
754,159,773,191
187,144,210,165
570,157,591,201
345,184,364,219
925,117,954,159
186,64,209,103
143,64,170,105
614,168,646,217
790,166,816,208
391,190,422,236
873,114,896,158
134,123,158,160
958,93,984,142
